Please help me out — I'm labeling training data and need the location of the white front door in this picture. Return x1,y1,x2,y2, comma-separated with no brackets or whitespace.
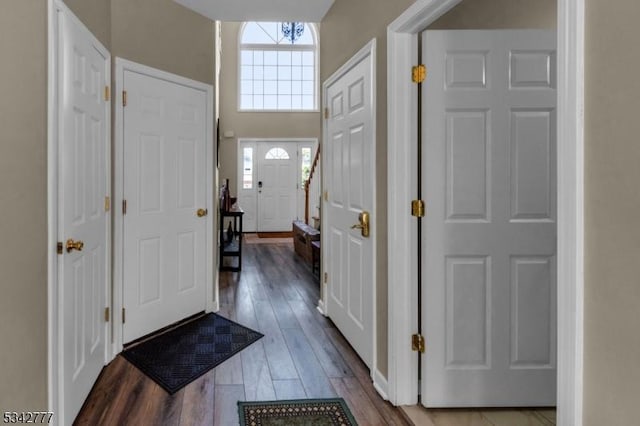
122,68,209,343
324,43,375,368
256,143,297,232
422,30,557,407
57,6,110,424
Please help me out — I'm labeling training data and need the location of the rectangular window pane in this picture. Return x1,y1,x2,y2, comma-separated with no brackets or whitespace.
243,147,253,189
302,51,314,66
264,95,277,109
292,51,302,65
278,51,292,66
241,65,253,80
253,65,264,80
241,94,253,109
264,65,277,80
302,81,314,95
302,66,314,81
291,96,302,110
253,96,264,109
264,80,277,95
278,66,292,80
302,95,314,110
253,50,264,65
292,66,302,80
240,80,253,95
264,51,277,65
241,50,253,65
301,147,312,185
278,81,292,95
292,80,302,95
254,81,264,95
278,95,292,109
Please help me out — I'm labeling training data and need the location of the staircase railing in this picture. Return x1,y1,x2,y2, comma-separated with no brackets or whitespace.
304,146,321,225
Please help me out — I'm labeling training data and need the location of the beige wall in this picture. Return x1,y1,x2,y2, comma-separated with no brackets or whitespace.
583,0,640,424
0,0,48,412
321,0,417,378
430,0,556,29
111,0,215,85
65,0,111,48
218,22,321,195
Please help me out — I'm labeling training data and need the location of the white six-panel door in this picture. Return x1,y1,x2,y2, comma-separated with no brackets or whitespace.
256,143,297,232
422,30,557,407
122,69,208,343
57,5,110,424
324,43,375,368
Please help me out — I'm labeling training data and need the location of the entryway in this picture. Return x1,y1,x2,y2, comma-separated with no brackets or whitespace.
237,139,319,233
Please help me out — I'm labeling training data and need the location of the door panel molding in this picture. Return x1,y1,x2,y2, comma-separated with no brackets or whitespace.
113,58,216,354
387,1,584,424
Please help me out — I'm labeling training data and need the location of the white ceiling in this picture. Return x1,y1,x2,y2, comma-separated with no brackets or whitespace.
174,0,335,23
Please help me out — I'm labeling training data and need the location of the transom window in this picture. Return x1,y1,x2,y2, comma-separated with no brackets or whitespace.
239,22,318,111
265,147,290,160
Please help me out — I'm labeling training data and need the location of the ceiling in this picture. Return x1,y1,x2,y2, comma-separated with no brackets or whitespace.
173,0,335,22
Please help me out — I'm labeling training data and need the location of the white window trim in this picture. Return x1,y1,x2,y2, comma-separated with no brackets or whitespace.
237,22,321,113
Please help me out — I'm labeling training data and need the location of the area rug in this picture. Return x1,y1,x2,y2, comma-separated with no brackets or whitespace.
122,313,263,394
238,398,358,426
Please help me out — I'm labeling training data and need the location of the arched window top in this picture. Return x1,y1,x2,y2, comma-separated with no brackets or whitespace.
265,147,290,160
239,22,319,111
241,22,316,46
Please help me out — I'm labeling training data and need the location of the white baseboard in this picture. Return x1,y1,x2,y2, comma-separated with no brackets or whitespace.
317,299,327,316
373,368,389,401
211,300,219,313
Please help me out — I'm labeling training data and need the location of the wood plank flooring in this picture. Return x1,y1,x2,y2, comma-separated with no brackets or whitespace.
75,241,408,426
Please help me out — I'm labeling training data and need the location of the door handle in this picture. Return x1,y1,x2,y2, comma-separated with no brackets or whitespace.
197,208,208,217
350,211,370,238
65,238,84,253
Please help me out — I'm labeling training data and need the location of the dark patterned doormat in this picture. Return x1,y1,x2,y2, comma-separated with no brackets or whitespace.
122,313,262,394
238,398,358,426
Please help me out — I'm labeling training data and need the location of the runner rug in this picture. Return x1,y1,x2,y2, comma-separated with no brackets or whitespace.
122,313,263,394
238,398,358,426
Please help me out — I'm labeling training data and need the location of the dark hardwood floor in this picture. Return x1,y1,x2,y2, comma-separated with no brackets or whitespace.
75,240,409,425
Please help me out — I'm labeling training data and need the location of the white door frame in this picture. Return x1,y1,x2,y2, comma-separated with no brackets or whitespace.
386,0,584,424
47,0,112,421
113,58,216,356
320,39,383,395
236,137,319,231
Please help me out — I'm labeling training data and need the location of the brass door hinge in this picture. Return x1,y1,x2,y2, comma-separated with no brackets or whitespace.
104,307,110,322
105,196,111,212
57,242,63,255
323,191,328,202
122,308,126,324
324,272,328,284
122,90,128,107
411,200,425,217
104,86,110,101
412,334,425,353
122,200,127,215
412,64,426,84
324,107,329,119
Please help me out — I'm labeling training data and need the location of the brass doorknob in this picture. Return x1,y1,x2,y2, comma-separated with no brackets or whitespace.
66,239,84,253
197,208,208,217
350,211,370,238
